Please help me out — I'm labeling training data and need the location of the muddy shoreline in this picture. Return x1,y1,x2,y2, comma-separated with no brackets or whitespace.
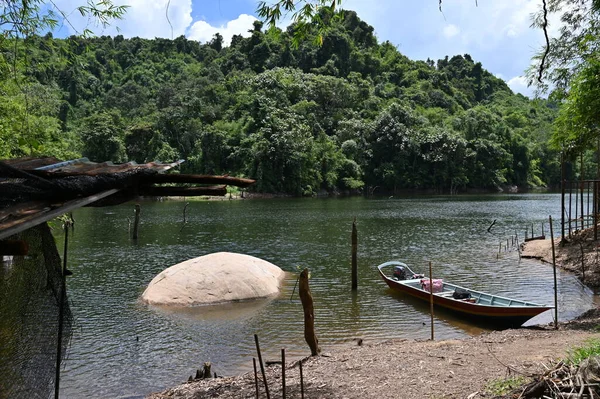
147,314,600,399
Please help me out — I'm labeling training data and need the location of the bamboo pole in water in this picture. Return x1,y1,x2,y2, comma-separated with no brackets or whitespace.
133,204,141,240
549,216,558,330
351,218,358,291
429,261,434,341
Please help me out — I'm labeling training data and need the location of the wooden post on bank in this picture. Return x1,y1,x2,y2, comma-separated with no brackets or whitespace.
133,204,141,240
299,360,305,399
254,334,270,399
549,216,558,330
253,358,259,399
299,269,320,356
429,261,434,341
281,348,286,399
351,218,358,291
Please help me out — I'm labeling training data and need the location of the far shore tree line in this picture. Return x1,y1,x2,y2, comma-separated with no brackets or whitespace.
1,1,599,195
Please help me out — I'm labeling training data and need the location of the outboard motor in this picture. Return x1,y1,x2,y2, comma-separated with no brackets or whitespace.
393,265,407,280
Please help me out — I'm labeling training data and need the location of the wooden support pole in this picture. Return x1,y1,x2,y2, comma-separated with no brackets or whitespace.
254,334,270,399
595,181,598,241
581,152,585,231
580,242,586,284
55,225,68,399
429,261,434,341
132,204,140,240
253,358,259,399
299,360,304,399
549,216,558,330
542,222,545,237
561,152,566,240
351,218,357,291
569,181,573,237
299,269,320,356
281,349,286,399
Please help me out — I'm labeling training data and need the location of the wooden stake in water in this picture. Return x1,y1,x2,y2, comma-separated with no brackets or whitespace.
351,218,358,291
429,261,434,341
133,204,141,240
254,334,270,399
549,216,558,330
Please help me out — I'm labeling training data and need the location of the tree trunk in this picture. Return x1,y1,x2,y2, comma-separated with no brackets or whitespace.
299,268,320,356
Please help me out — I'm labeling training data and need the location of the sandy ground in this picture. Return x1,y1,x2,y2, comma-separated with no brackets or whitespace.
147,316,600,399
147,231,600,399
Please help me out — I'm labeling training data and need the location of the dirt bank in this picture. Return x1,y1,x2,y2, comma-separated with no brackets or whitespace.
147,312,600,399
520,226,600,287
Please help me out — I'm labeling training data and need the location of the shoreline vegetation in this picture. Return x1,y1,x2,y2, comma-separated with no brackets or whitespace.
146,234,600,399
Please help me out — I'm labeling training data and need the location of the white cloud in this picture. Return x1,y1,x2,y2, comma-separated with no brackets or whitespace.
188,14,256,45
507,75,534,97
52,0,193,38
443,24,460,39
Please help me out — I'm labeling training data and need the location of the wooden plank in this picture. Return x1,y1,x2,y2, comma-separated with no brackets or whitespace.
0,189,120,240
139,186,227,197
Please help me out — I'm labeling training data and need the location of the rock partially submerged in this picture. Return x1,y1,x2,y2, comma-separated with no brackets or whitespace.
141,252,285,306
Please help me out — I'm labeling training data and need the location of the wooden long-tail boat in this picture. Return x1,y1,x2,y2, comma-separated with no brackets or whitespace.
378,261,553,328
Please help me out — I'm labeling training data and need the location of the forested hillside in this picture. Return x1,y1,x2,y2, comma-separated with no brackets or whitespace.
0,10,559,195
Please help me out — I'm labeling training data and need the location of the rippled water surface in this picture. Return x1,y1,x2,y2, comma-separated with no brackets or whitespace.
59,194,599,398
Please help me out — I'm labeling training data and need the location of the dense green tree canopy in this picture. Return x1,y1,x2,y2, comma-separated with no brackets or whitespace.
1,10,560,194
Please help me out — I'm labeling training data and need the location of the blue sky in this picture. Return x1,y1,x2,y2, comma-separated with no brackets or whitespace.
50,0,558,97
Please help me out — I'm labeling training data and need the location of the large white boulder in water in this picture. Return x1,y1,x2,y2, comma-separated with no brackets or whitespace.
141,252,285,306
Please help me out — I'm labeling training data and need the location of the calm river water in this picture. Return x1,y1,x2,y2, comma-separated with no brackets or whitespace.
59,194,599,398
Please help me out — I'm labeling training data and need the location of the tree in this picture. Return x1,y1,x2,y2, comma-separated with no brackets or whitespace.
80,111,126,162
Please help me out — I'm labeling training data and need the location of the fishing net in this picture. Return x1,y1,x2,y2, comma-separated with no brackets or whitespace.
0,223,72,399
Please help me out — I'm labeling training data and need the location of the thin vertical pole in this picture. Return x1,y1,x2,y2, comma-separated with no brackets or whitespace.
351,218,357,291
299,361,304,399
133,204,141,240
542,222,545,237
587,181,591,229
549,216,558,330
253,358,259,399
254,334,270,399
55,225,68,399
581,152,585,231
281,349,286,399
595,181,598,241
561,152,566,240
569,181,573,237
428,261,434,341
531,223,534,239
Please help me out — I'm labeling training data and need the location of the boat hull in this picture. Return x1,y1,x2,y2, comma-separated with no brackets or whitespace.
378,262,552,328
